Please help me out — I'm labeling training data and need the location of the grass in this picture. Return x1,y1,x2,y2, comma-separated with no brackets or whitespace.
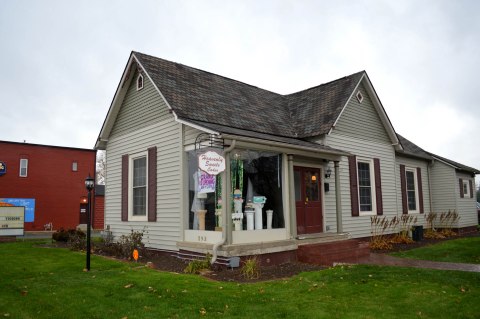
391,237,480,264
1,240,480,318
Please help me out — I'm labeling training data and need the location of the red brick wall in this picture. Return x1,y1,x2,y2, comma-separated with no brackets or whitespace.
0,141,96,231
93,195,104,229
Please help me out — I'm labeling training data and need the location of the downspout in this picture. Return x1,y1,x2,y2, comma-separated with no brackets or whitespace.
427,160,434,213
211,140,236,265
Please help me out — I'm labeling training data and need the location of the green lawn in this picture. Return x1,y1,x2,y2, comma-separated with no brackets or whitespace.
1,241,480,318
391,237,480,264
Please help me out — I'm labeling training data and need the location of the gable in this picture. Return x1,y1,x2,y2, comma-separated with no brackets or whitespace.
110,68,172,138
332,82,391,144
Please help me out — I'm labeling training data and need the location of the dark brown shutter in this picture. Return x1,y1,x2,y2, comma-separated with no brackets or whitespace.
148,147,157,222
349,155,359,217
469,180,474,198
417,167,424,214
121,154,129,221
459,178,464,198
400,164,408,214
373,158,383,215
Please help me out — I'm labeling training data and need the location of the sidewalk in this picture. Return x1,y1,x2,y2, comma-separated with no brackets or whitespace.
352,253,480,273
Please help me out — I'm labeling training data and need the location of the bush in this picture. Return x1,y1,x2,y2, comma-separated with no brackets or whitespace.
52,228,83,242
95,229,146,259
241,257,260,280
184,254,211,274
68,230,86,251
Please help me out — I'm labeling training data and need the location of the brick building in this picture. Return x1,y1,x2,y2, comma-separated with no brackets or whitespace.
0,140,103,231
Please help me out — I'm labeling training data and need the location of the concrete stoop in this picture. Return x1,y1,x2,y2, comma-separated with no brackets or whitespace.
297,239,370,266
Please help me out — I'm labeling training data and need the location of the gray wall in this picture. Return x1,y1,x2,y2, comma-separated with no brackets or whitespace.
105,70,183,251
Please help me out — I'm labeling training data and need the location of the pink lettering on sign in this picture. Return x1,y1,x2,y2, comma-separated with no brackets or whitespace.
198,151,225,175
198,171,215,193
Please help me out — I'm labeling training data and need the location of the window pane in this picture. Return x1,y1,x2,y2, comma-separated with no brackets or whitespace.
359,187,372,211
406,171,416,211
304,170,319,201
133,157,146,187
133,187,146,216
358,161,372,211
358,162,371,186
20,159,28,177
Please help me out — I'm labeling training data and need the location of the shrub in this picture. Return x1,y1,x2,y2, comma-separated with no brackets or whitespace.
52,228,82,242
241,256,260,280
184,254,211,274
68,230,86,251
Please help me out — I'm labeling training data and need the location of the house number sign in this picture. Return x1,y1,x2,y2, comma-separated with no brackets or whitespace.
198,151,225,175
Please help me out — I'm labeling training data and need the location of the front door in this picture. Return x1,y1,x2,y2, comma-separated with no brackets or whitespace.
79,203,88,224
294,166,323,235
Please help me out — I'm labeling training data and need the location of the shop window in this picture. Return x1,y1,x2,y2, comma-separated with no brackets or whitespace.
19,159,28,177
230,150,284,230
187,150,223,231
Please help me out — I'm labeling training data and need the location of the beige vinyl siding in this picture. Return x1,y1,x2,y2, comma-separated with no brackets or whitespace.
325,134,397,238
430,161,457,214
333,83,390,144
394,156,431,227
105,119,182,251
455,172,477,228
110,69,171,138
183,125,205,146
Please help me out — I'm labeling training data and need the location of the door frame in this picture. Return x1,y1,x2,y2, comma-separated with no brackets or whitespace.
293,161,326,235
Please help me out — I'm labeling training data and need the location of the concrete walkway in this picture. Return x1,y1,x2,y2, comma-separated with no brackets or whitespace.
352,253,480,273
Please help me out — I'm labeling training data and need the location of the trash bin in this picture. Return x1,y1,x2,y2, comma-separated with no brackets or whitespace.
412,225,423,242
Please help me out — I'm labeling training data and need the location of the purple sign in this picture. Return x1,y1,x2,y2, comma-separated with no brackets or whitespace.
197,171,216,194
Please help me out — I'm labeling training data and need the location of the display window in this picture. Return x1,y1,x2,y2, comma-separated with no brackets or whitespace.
230,150,284,230
187,150,223,231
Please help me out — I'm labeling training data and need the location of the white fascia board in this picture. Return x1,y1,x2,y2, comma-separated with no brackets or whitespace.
95,54,137,149
329,72,365,134
362,74,402,150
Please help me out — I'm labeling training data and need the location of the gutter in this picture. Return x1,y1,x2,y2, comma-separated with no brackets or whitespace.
211,140,236,265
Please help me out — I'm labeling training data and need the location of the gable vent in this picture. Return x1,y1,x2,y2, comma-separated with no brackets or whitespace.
137,74,144,91
356,91,364,103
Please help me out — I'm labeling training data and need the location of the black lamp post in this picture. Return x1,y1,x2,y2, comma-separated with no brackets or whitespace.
85,175,95,271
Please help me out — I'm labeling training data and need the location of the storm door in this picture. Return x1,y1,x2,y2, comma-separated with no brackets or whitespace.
294,166,323,235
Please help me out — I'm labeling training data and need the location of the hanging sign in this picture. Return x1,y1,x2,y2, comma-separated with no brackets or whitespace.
198,151,225,175
0,162,6,176
198,170,216,193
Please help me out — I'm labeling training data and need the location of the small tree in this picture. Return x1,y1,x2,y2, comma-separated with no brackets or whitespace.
96,150,106,185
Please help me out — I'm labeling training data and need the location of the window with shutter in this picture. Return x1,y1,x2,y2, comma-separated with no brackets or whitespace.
349,157,380,216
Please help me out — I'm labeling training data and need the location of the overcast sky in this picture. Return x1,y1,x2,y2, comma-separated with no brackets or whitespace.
1,0,479,172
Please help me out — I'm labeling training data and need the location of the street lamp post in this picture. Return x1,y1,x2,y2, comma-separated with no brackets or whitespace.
85,175,95,271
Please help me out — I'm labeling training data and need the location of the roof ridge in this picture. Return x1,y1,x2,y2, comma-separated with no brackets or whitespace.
284,70,365,97
133,51,284,97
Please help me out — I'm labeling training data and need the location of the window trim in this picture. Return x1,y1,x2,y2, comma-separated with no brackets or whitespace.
462,180,470,198
136,73,144,91
128,152,148,221
19,158,28,177
405,168,420,214
356,158,376,216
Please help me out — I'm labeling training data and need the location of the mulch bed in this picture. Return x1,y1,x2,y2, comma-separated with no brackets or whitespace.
40,231,479,283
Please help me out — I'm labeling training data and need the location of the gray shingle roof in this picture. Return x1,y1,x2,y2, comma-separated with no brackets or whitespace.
396,134,432,160
397,134,479,174
134,51,363,139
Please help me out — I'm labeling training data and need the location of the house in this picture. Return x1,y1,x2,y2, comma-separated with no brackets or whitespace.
0,141,102,231
95,51,478,265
